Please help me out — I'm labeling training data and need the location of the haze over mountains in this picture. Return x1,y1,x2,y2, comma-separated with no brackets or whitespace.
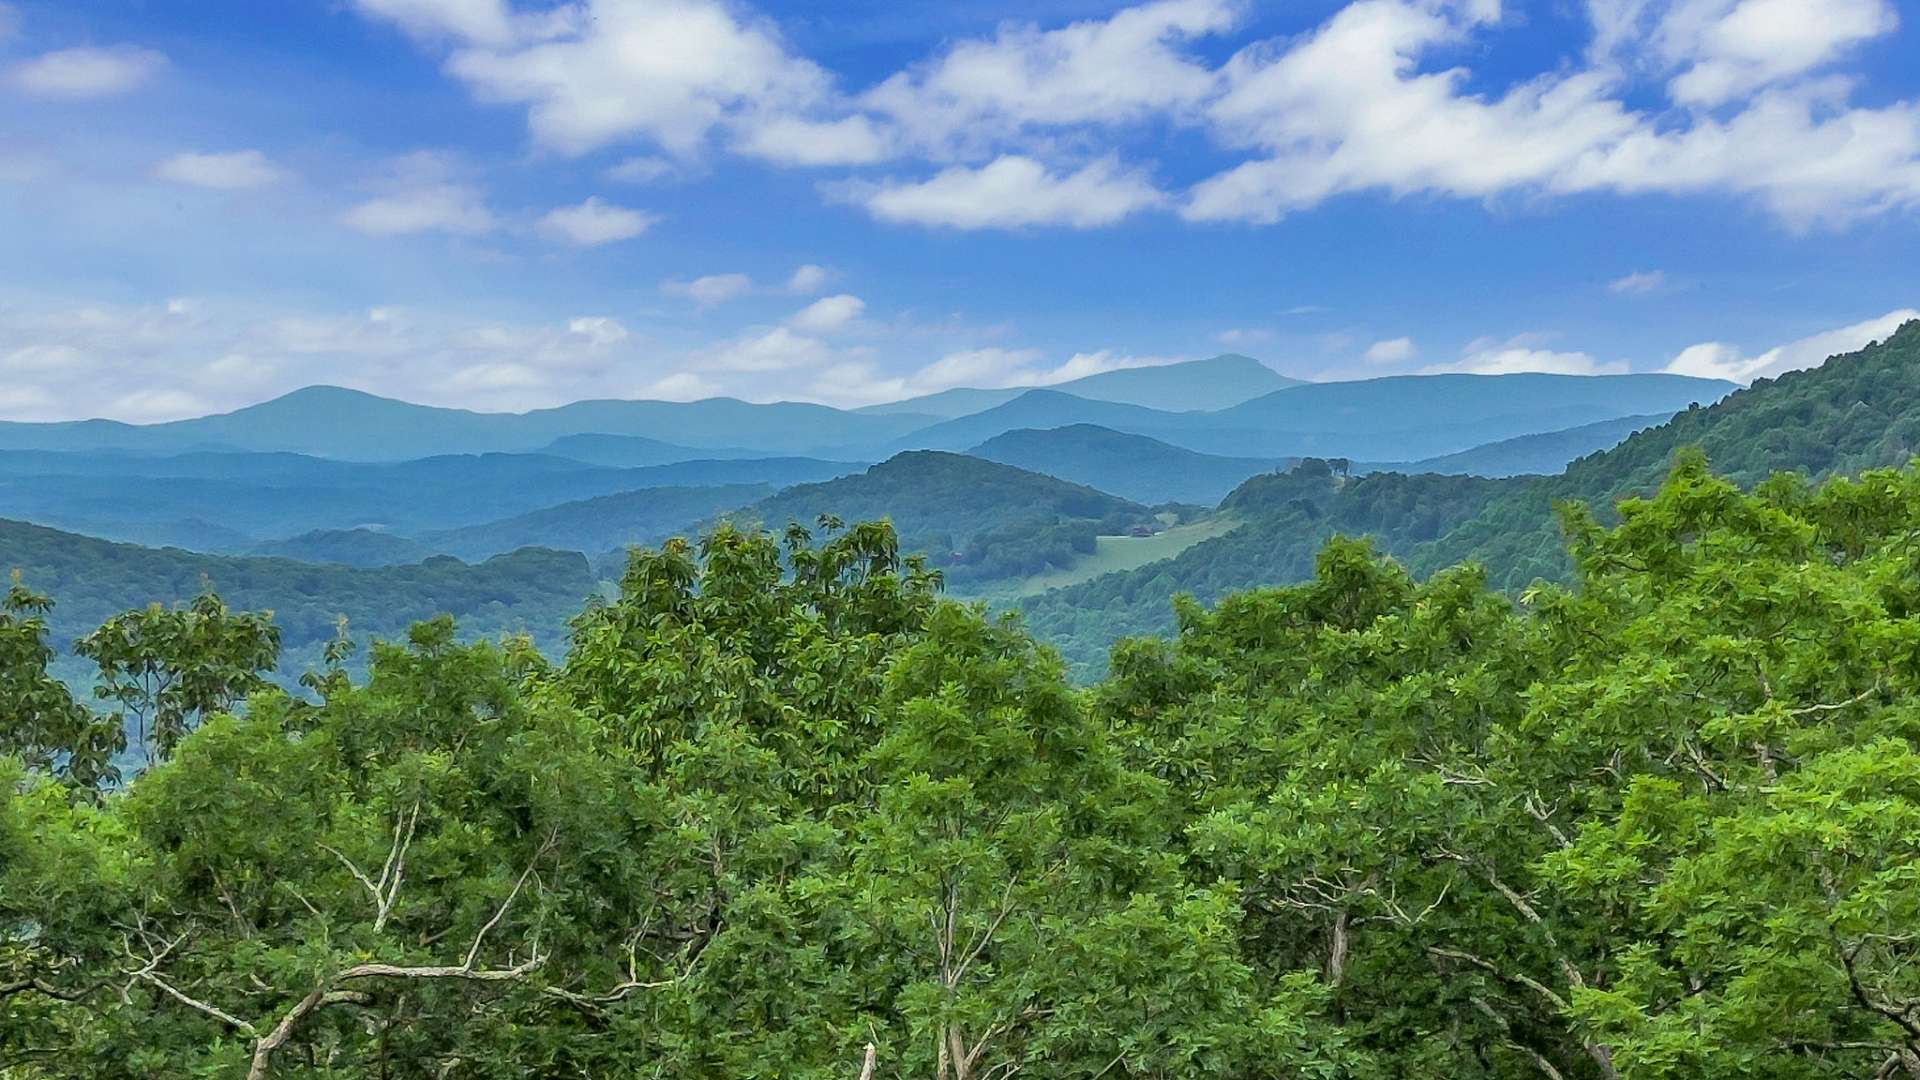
0,357,1731,463
0,344,1763,680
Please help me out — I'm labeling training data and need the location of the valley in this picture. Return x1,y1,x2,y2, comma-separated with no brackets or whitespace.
0,352,1741,685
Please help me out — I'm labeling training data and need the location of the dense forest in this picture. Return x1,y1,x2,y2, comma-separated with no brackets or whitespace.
9,454,1920,1077
1025,320,1920,676
727,451,1158,587
0,519,596,682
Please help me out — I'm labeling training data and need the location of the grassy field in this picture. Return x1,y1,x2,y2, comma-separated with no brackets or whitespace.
958,515,1243,605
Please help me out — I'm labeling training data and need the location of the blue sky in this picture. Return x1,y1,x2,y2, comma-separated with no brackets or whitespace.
1,0,1918,421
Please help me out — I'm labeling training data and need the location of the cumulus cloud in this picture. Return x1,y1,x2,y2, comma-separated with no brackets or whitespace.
1656,0,1898,108
787,294,865,334
1608,269,1667,295
1429,334,1629,376
699,325,833,373
1663,308,1920,382
851,155,1164,229
0,296,659,420
1364,336,1417,363
342,183,497,236
644,370,724,401
154,150,286,190
11,45,166,98
786,264,829,294
604,155,675,183
736,115,892,166
1180,0,1920,227
862,0,1238,156
539,196,656,246
662,272,753,306
379,0,833,157
351,0,521,46
350,0,1920,231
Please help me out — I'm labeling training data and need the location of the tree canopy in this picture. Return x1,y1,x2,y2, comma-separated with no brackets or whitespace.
9,452,1920,1078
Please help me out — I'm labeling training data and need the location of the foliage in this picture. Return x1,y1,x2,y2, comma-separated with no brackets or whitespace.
0,519,595,683
75,593,281,768
0,576,121,788
15,438,1920,1076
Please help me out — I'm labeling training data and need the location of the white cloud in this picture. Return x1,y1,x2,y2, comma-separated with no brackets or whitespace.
700,325,832,372
1658,0,1898,108
342,183,497,236
644,370,724,401
662,272,754,306
853,155,1164,229
1214,328,1273,347
0,296,653,420
787,294,865,335
907,347,1049,391
1429,334,1628,376
154,150,286,190
351,0,520,46
887,346,1177,399
863,0,1238,156
565,315,628,348
538,196,656,246
432,0,831,157
1364,336,1417,363
604,155,674,183
1608,269,1666,295
11,45,165,99
786,264,829,294
1663,308,1920,382
1184,0,1920,228
736,115,892,166
349,0,1920,231
1187,2,1640,223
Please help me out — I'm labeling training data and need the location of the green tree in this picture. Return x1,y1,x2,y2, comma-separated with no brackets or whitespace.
74,592,281,767
0,575,121,789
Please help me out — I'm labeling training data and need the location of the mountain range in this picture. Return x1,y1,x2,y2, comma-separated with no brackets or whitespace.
1019,319,1920,676
0,339,1788,682
0,361,1734,465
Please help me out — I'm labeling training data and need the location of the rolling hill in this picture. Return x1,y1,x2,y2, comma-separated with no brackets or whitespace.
1391,412,1675,477
0,518,597,675
1018,321,1919,677
725,451,1156,587
0,449,859,549
421,483,773,563
538,433,768,466
968,425,1289,505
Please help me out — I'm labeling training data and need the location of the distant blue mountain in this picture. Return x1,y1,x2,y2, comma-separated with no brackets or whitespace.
1390,413,1678,477
857,353,1301,418
0,386,937,460
883,371,1735,462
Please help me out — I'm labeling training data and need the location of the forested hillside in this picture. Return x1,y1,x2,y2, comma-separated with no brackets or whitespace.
1392,412,1673,477
419,483,773,563
727,451,1157,586
1023,321,1920,675
0,518,595,674
968,424,1288,504
11,463,1920,1078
